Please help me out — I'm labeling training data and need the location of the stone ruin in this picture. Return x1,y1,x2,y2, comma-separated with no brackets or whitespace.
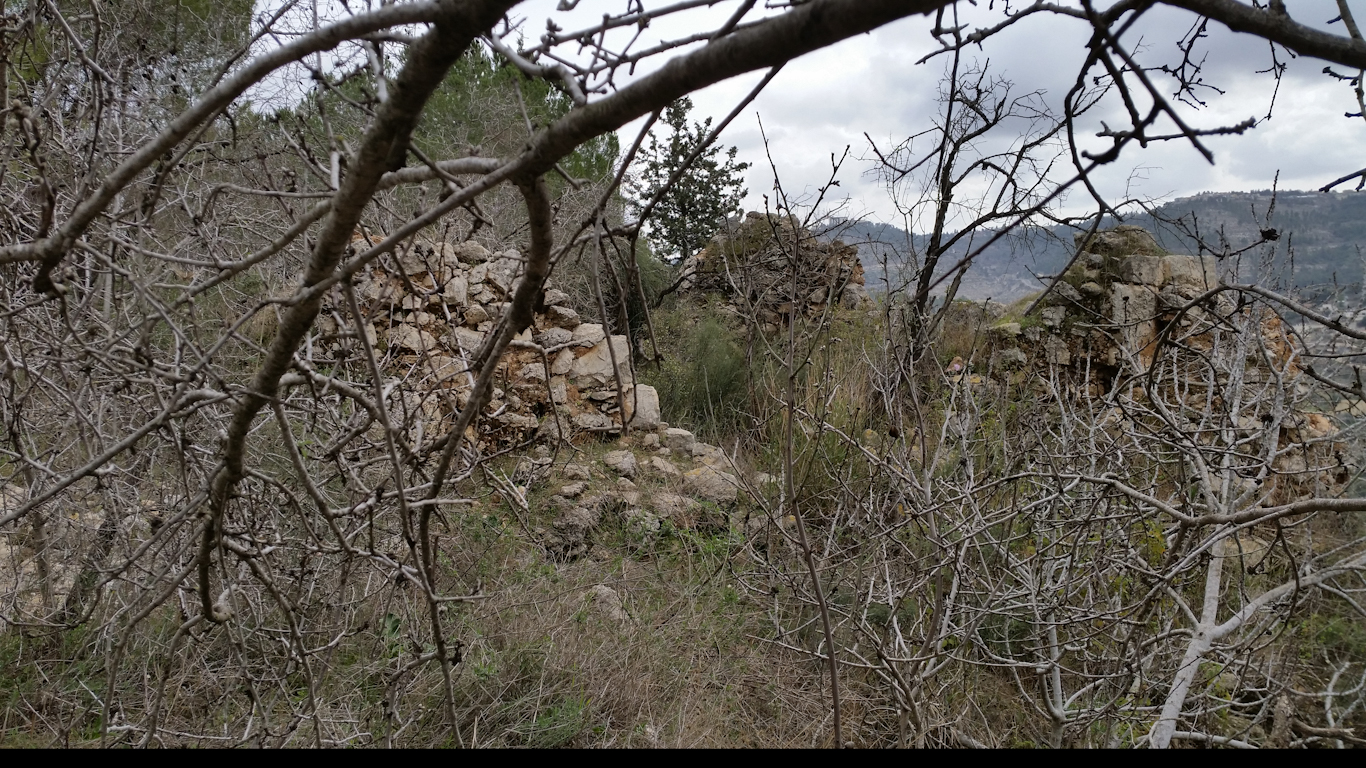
948,225,1352,507
316,237,660,451
677,211,873,331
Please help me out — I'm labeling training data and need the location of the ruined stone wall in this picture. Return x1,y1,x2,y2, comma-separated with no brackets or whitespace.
320,238,660,452
972,225,1349,506
678,212,872,330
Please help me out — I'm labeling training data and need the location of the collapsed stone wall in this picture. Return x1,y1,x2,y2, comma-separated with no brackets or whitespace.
959,225,1349,506
678,212,873,330
318,238,660,451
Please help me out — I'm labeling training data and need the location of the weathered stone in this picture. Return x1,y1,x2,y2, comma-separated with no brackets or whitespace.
648,456,680,476
1052,281,1083,304
1080,281,1105,297
650,492,699,526
603,449,638,478
443,275,468,307
573,411,616,432
550,348,575,376
641,433,660,448
1075,224,1164,258
683,465,740,504
545,305,581,329
563,463,591,481
537,327,574,349
1043,334,1071,366
663,427,695,453
452,240,492,264
623,384,661,430
1118,254,1166,286
537,414,572,444
842,284,873,310
544,288,571,306
422,355,465,384
690,442,729,468
516,362,547,385
560,482,588,498
549,376,569,404
1041,306,1066,329
570,335,632,388
1164,253,1219,290
623,509,661,549
550,506,599,561
484,254,523,296
388,324,438,353
571,323,607,345
396,248,431,275
464,304,489,326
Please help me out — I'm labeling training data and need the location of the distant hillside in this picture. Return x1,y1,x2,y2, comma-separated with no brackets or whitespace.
821,189,1366,302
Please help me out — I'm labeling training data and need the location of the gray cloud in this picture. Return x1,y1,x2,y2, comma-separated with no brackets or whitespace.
601,1,1366,227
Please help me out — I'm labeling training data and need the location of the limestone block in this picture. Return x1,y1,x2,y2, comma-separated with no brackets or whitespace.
545,305,581,329
1041,306,1066,329
422,355,464,384
573,411,616,432
544,288,570,306
647,456,679,476
991,348,1027,369
443,275,468,307
389,324,438,353
464,304,489,326
453,240,492,264
623,384,661,430
663,427,695,453
683,465,740,505
551,348,575,376
517,362,547,384
571,323,607,346
396,248,431,275
586,584,631,624
550,377,568,404
1118,254,1166,286
537,327,574,349
603,450,638,479
453,327,484,355
570,335,632,388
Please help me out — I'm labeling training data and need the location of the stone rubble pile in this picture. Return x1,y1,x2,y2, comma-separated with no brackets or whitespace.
678,211,873,332
956,225,1351,506
318,238,661,450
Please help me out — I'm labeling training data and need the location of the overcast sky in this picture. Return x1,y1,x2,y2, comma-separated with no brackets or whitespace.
511,0,1366,229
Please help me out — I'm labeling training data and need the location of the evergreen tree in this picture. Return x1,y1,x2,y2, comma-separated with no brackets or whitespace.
629,97,749,263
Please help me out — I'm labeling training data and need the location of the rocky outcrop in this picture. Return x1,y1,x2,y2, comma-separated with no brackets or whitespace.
678,212,872,332
320,238,659,450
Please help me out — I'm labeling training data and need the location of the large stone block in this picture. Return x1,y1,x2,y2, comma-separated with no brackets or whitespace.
683,465,740,505
1118,254,1166,285
623,384,661,430
570,335,632,388
571,323,606,345
388,324,438,353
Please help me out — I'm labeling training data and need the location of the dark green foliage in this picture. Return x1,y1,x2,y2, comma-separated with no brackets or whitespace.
628,97,749,262
417,46,618,187
654,315,750,438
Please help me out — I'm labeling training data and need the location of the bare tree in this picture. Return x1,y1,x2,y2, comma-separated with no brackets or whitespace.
1,0,1366,748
